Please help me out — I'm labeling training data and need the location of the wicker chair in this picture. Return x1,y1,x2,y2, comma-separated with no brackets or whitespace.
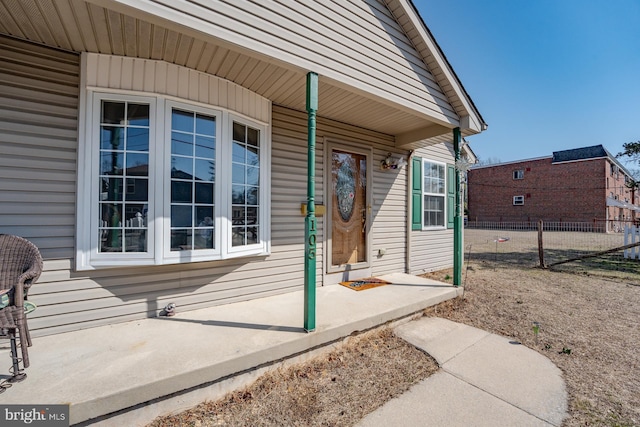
0,234,43,386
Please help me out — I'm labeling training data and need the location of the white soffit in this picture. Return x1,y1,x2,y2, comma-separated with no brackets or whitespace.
0,0,484,141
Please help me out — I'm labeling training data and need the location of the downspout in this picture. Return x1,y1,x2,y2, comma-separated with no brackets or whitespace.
453,128,463,286
304,72,318,332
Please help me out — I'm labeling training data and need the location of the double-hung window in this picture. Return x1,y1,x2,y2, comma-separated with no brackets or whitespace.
411,157,454,230
422,160,446,228
78,92,269,269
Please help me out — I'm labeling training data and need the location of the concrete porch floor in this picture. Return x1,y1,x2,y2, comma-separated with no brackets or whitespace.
0,273,461,426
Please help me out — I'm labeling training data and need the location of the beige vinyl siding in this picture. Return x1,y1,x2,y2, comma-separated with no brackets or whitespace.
409,142,456,274
84,53,270,123
2,40,410,337
0,35,79,259
29,249,310,336
29,106,312,337
410,230,453,273
384,0,481,132
135,0,455,125
0,3,474,337
272,106,407,278
320,116,407,277
270,107,324,281
371,151,409,275
25,101,404,337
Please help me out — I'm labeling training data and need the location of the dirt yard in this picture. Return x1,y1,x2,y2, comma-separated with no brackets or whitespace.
148,328,438,427
149,255,640,427
424,261,640,427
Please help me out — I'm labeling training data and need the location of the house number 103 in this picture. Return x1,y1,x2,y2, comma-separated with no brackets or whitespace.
307,217,316,259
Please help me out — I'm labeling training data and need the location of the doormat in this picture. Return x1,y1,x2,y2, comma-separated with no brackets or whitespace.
339,277,391,291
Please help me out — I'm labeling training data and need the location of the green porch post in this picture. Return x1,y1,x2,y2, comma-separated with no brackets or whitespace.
453,127,463,286
304,72,318,332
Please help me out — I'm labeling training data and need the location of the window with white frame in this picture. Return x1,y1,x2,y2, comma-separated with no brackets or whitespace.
167,105,218,253
513,169,524,179
78,92,269,269
513,195,525,205
422,160,446,228
98,100,151,254
231,122,261,249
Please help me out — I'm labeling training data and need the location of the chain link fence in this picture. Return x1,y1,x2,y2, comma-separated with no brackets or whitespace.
464,221,628,267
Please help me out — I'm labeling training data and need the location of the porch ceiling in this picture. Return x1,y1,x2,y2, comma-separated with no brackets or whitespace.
0,0,458,145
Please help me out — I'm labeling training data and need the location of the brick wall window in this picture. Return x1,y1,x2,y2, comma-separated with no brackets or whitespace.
513,195,525,205
513,169,524,180
610,163,619,178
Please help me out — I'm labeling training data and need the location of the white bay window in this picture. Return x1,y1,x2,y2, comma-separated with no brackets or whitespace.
77,91,270,269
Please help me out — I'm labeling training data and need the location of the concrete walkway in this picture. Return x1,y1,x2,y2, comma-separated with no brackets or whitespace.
0,273,461,426
358,317,568,427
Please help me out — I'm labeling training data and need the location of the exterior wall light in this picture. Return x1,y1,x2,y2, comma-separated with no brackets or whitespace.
381,153,407,170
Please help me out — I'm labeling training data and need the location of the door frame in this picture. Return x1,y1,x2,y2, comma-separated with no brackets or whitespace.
324,140,373,282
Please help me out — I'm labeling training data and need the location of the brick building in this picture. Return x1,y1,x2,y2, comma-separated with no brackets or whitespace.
467,145,639,231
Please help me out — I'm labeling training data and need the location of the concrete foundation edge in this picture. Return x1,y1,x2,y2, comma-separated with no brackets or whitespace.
73,288,459,426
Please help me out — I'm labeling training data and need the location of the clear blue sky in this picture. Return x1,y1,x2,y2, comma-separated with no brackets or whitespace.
413,0,640,171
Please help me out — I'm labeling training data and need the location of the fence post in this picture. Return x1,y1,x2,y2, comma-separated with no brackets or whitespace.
626,225,640,260
625,226,629,258
538,220,545,268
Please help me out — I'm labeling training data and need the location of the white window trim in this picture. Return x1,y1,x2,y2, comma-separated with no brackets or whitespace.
422,159,447,230
76,90,271,270
77,92,160,269
513,195,525,205
513,169,524,180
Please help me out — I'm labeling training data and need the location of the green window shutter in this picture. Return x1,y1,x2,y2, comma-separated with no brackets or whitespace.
411,157,423,230
447,164,455,229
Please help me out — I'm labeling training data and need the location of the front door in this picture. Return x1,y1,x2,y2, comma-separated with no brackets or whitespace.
329,147,370,271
